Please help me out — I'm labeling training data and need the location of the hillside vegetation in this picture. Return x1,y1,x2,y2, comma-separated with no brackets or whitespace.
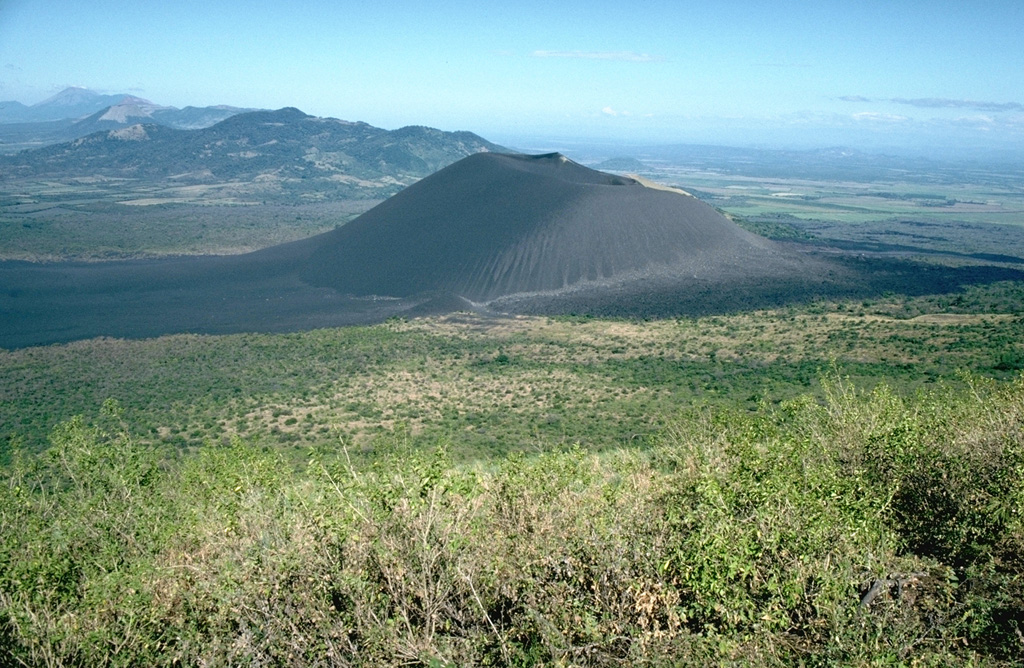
1,372,1022,665
0,108,505,204
2,282,1024,665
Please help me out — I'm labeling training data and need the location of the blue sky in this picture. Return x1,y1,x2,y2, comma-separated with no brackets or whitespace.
1,0,1022,154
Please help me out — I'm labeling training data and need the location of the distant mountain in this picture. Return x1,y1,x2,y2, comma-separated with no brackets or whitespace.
0,87,258,152
596,156,647,172
64,96,173,133
0,107,507,200
1,88,160,123
0,100,32,123
66,98,252,135
20,87,130,122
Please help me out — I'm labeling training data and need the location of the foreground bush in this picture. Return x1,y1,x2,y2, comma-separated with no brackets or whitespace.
1,376,1022,666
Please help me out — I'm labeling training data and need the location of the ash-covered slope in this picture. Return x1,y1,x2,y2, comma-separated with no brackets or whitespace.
299,152,793,302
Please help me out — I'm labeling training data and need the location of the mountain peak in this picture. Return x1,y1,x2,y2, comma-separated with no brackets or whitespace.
115,95,159,107
34,87,109,108
216,107,311,127
16,88,140,123
265,107,311,121
76,96,173,125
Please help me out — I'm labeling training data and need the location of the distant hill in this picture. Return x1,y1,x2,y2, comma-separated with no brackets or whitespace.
0,108,507,199
0,100,32,122
596,156,646,172
66,98,252,135
0,87,131,123
0,87,254,126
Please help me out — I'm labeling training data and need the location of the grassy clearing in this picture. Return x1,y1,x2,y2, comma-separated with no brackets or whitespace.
1,373,1022,665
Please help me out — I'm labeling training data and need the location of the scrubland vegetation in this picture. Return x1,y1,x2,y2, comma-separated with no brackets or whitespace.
2,281,1024,665
3,282,1023,460
1,372,1022,665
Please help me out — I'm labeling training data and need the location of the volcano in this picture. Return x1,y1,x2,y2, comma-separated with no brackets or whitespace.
1,152,893,349
297,152,816,305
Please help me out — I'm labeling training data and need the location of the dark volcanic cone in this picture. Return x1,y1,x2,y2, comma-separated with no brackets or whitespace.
299,152,790,302
16,151,1017,350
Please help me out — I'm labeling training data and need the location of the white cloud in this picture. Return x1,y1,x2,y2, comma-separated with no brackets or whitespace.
891,97,1024,112
852,112,910,123
532,50,664,63
602,106,632,117
841,96,1024,113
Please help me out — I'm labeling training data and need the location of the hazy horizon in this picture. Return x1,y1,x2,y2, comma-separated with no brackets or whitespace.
2,1,1023,158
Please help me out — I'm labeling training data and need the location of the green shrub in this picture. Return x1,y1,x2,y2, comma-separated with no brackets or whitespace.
2,376,1022,665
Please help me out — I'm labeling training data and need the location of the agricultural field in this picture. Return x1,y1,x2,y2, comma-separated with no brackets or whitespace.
625,159,1024,264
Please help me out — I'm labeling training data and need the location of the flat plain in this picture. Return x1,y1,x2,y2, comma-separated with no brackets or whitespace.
629,157,1024,263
